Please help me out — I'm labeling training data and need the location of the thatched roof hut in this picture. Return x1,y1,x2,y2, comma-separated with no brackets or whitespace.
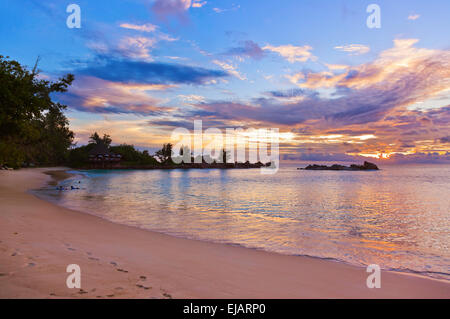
88,144,121,162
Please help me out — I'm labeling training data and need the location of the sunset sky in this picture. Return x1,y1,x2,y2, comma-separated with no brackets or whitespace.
1,0,449,163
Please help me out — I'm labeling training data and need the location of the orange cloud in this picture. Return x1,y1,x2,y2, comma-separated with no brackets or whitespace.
263,44,316,63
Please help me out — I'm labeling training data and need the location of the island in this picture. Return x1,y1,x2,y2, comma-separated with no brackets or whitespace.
298,161,379,171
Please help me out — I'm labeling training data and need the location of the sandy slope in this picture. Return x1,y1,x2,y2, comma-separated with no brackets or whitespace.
0,168,449,298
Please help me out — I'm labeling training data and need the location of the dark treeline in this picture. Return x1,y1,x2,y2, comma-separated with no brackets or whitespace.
68,132,160,168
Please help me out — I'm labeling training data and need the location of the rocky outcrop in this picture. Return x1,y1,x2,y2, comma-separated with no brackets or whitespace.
299,161,379,171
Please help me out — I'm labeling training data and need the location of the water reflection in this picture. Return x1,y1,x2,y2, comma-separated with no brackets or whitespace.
34,165,450,280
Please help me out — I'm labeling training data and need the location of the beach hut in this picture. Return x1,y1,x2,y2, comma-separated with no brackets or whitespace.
88,144,121,167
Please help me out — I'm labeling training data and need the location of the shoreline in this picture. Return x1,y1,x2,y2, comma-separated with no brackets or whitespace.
0,168,449,298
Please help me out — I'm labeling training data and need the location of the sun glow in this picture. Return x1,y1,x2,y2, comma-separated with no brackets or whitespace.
358,152,392,159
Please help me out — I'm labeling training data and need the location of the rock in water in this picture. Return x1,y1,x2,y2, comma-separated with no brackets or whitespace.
362,161,379,170
300,161,379,171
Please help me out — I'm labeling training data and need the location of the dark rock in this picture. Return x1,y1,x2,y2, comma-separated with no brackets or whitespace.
362,161,379,170
300,161,379,171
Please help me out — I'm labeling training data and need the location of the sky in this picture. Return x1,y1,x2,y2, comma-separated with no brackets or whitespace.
1,0,449,163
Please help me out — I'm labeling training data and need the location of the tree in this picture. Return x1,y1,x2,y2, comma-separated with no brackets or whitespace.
0,55,74,167
89,132,112,147
155,143,173,164
110,144,157,165
34,106,74,164
221,148,231,164
175,145,191,163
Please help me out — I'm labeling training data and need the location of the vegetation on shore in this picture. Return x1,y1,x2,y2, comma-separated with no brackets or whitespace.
0,55,74,168
68,132,160,168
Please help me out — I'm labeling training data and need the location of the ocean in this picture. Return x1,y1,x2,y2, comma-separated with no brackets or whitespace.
34,163,450,280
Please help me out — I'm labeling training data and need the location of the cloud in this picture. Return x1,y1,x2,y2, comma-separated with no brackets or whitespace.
325,63,349,71
285,72,305,84
117,36,158,60
58,76,173,115
87,24,177,62
408,14,420,20
76,58,228,85
267,88,310,99
439,136,450,143
224,40,265,60
283,152,367,163
192,0,207,8
186,39,450,134
152,0,192,19
213,4,240,14
119,23,158,32
334,44,370,55
283,151,450,164
263,44,316,63
299,39,450,91
71,117,170,148
178,94,206,103
212,60,246,80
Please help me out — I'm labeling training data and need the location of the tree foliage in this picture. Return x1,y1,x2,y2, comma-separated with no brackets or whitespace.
110,144,158,165
0,55,74,167
68,133,159,167
89,132,112,147
155,143,173,164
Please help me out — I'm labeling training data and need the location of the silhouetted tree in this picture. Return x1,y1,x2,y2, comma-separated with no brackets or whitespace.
0,55,74,167
89,132,112,147
221,148,231,164
155,143,173,164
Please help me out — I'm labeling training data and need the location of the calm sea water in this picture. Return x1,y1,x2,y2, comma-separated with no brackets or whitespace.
35,164,450,280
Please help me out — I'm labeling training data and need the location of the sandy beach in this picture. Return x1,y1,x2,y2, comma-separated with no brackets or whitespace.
0,168,449,299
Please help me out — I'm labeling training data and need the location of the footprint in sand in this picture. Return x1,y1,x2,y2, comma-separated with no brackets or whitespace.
116,268,128,273
136,284,151,290
161,291,172,299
